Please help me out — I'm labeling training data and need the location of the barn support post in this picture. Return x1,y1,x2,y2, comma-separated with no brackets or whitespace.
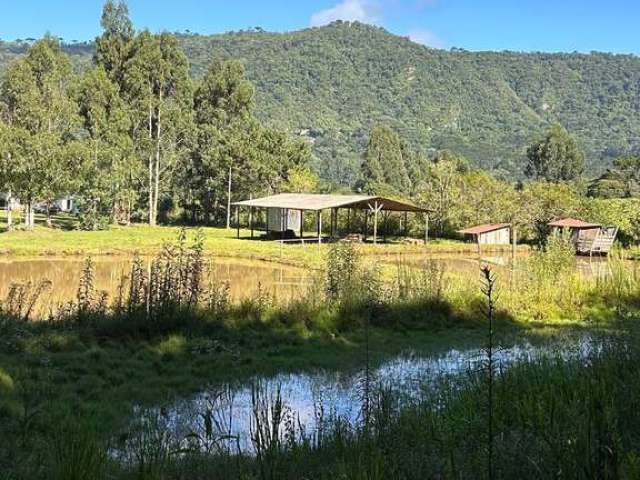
404,211,408,237
364,211,368,241
368,201,383,245
317,210,322,248
299,209,304,241
424,214,429,244
383,211,389,243
373,205,378,244
330,208,335,239
249,206,254,238
235,205,240,239
265,208,270,237
347,208,351,234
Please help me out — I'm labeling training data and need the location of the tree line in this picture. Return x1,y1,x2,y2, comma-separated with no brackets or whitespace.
0,1,312,230
360,121,640,243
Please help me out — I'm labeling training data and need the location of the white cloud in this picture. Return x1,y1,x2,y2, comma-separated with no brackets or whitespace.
408,28,444,48
310,0,380,27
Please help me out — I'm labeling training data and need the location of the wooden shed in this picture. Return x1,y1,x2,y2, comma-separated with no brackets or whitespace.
458,223,511,245
548,217,617,255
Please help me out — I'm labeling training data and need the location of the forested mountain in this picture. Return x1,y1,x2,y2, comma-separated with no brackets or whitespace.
2,21,639,182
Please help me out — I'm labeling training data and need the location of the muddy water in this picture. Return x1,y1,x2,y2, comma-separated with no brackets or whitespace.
121,337,596,455
0,252,624,316
0,256,309,316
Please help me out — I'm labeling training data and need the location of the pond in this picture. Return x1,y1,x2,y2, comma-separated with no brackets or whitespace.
0,256,309,316
0,252,625,316
118,336,597,456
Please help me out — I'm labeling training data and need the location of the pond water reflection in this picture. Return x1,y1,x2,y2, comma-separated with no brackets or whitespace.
123,336,596,455
0,256,309,316
0,251,627,316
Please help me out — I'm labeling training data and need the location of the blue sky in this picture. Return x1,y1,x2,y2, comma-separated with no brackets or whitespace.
1,0,638,54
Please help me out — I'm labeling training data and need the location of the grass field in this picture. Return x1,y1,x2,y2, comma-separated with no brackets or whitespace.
0,212,527,268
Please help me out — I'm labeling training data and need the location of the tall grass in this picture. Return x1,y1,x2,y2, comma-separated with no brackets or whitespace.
1,230,640,336
3,233,640,479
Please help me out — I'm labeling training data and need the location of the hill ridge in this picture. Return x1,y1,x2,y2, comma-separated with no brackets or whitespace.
2,21,639,183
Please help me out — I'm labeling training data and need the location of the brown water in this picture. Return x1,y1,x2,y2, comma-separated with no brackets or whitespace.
0,256,309,316
0,252,625,317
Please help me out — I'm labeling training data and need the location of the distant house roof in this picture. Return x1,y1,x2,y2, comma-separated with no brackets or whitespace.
458,223,511,235
548,217,601,229
232,193,429,212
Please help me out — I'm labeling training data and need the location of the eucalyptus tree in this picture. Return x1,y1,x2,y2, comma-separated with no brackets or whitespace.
74,66,138,227
0,36,78,229
361,124,413,195
190,59,254,225
414,150,468,236
123,31,193,225
186,58,310,224
0,121,14,230
94,0,134,88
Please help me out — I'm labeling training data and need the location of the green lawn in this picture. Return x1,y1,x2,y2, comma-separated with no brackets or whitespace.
0,212,526,268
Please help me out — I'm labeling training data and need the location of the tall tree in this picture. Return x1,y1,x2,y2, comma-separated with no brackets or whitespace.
415,150,468,236
185,59,310,224
0,36,78,229
94,0,134,88
361,124,412,195
0,121,15,230
190,59,254,225
123,31,193,225
525,124,585,181
74,66,138,228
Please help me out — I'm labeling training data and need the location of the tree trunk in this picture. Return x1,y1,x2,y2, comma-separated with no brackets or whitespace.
147,89,156,226
153,106,161,226
24,201,34,230
226,166,232,229
6,190,12,231
45,201,52,228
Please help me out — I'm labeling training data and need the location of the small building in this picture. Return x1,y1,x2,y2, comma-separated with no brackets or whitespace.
0,192,19,210
54,196,75,213
548,217,617,255
458,223,511,245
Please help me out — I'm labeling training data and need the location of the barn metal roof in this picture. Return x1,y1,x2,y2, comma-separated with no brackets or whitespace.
232,193,429,212
458,223,511,235
547,218,601,229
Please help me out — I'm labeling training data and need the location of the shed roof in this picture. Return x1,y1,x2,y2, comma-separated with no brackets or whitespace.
548,217,601,229
232,193,428,212
458,223,511,235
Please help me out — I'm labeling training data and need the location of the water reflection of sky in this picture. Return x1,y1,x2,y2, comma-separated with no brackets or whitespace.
124,337,596,455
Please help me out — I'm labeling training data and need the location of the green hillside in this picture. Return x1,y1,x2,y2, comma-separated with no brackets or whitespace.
2,21,639,181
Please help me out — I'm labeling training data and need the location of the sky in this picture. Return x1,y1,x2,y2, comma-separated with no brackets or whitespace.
1,0,638,54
